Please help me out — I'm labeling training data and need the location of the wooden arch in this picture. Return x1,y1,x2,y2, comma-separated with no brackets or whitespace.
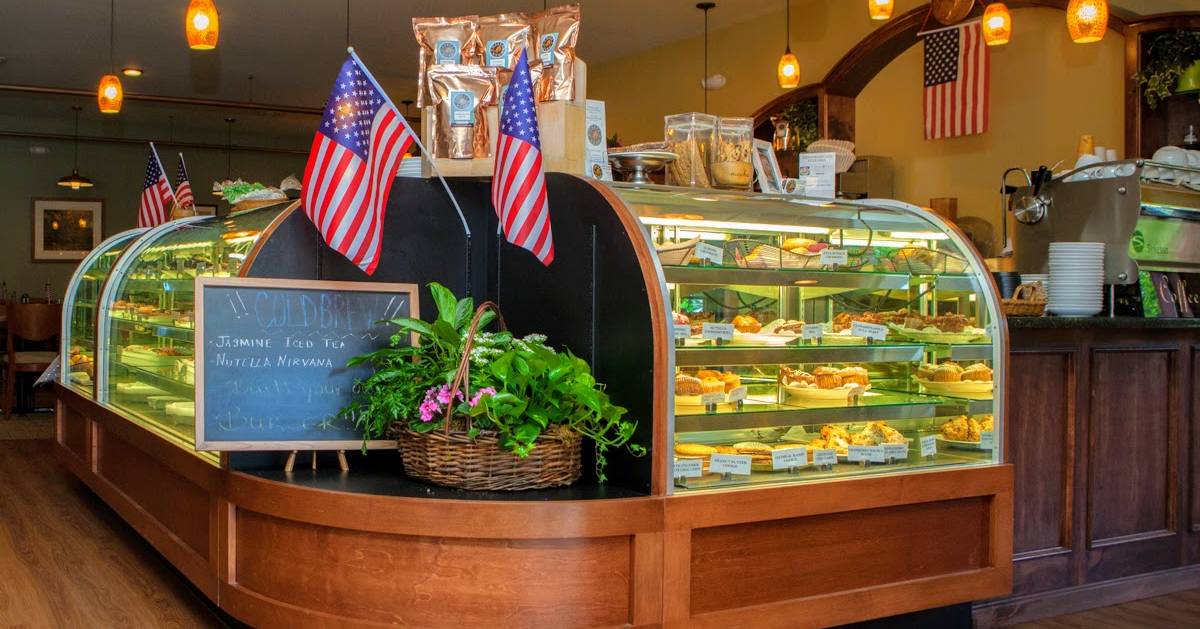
752,0,1129,142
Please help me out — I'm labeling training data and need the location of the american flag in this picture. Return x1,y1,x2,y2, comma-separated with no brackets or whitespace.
492,50,553,265
302,51,413,275
924,21,989,140
139,143,175,228
175,154,195,209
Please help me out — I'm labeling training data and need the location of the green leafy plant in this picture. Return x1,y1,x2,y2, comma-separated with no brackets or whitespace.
1135,30,1200,110
341,283,643,482
780,99,819,151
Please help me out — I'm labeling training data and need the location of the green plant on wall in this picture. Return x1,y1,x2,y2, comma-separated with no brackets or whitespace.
780,99,819,151
1134,30,1200,110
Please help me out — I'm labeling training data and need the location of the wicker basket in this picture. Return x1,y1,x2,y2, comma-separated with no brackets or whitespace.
395,301,583,491
1002,283,1047,316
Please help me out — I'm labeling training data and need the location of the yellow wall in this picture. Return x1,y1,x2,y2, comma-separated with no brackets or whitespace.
589,2,1125,243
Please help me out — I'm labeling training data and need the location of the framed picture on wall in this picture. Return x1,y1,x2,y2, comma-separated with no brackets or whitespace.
195,204,218,216
31,198,104,262
751,139,783,194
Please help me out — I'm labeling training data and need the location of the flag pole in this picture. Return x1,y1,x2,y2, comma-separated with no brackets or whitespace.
347,47,471,241
150,142,175,199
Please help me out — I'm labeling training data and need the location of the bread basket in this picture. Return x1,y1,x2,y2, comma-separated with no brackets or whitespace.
1001,282,1047,317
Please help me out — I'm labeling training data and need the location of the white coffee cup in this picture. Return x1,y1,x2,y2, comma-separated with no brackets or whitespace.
1106,148,1119,162
1153,146,1188,183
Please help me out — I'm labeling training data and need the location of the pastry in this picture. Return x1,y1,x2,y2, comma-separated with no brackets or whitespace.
732,441,773,455
931,363,964,382
732,315,762,334
979,415,994,432
961,363,993,382
718,372,741,392
675,374,703,395
700,378,725,395
812,366,843,389
675,443,717,458
820,424,851,442
860,421,906,445
779,366,814,387
941,416,971,441
917,363,938,380
673,311,690,325
837,366,870,387
714,445,739,454
781,237,818,252
696,370,722,380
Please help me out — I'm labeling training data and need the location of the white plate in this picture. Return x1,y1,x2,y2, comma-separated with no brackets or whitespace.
782,384,871,401
936,435,992,451
887,324,990,344
916,378,993,398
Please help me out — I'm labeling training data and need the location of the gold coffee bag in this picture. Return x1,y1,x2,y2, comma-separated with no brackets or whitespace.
413,16,481,107
530,4,581,102
479,13,539,110
428,65,498,159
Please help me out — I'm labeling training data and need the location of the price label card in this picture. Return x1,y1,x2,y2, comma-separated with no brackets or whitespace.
673,458,704,478
693,241,724,265
883,443,909,461
812,449,838,466
700,392,726,406
701,322,734,341
819,248,849,267
920,435,938,457
727,385,748,402
848,445,886,463
772,447,809,470
709,454,752,476
980,431,995,451
673,324,690,340
801,323,824,341
849,321,889,341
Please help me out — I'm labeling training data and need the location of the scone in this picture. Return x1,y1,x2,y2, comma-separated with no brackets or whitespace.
917,363,938,380
700,378,725,395
932,363,964,382
718,372,741,392
838,366,870,387
732,314,762,333
961,363,993,382
979,415,994,432
813,366,843,389
940,416,971,441
696,370,722,380
675,374,702,395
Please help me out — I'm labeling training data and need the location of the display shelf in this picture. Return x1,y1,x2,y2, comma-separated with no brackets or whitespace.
925,342,994,361
673,391,942,432
110,316,195,342
936,398,994,416
675,343,924,367
112,364,193,397
663,265,978,292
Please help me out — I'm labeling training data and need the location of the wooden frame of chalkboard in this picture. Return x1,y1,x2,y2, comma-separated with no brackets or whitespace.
193,277,419,451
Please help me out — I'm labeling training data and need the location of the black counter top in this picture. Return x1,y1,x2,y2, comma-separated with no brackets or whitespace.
1008,316,1200,329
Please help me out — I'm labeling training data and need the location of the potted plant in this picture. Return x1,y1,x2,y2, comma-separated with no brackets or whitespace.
1135,30,1200,110
341,283,643,490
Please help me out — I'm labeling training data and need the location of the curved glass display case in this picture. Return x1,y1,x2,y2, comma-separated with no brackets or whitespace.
60,228,146,396
87,204,293,451
607,183,1004,493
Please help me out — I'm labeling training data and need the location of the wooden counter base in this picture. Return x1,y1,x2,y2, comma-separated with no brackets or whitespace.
56,384,1012,628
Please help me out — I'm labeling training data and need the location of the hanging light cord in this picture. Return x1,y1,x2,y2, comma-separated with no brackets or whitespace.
785,0,790,53
345,0,351,49
703,5,709,113
109,0,115,73
72,107,81,169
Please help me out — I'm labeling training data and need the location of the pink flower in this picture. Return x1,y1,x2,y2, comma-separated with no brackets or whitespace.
469,387,496,408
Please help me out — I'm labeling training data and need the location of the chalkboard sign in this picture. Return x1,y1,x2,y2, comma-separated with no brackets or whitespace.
193,277,419,451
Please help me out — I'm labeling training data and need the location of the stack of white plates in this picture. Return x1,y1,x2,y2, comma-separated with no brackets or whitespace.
1021,273,1049,291
1047,243,1104,317
397,156,424,178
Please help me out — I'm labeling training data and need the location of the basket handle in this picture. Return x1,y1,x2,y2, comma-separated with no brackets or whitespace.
442,301,507,433
1011,282,1042,301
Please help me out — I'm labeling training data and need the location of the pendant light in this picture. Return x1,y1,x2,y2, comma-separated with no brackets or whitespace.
1067,0,1108,44
57,106,94,190
186,0,220,50
777,1,800,89
982,3,1012,46
868,0,894,21
97,0,122,114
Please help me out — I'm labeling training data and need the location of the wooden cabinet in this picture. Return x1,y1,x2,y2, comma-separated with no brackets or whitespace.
976,322,1200,627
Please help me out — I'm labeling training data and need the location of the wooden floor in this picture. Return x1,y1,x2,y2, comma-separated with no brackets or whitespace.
0,438,225,628
1013,588,1200,628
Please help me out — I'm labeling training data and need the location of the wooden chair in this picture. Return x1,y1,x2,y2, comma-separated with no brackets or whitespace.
3,302,62,418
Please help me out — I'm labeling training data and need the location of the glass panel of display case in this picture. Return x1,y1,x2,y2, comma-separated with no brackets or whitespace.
61,229,145,396
98,204,288,450
603,183,1002,492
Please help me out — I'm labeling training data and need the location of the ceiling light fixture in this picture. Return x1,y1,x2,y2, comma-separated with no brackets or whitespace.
97,0,122,114
121,66,143,77
777,1,799,88
1067,0,1108,44
58,106,95,190
982,2,1012,46
186,0,220,50
868,0,894,21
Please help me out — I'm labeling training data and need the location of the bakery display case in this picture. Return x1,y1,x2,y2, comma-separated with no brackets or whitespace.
60,228,146,396
87,203,293,451
609,184,1003,492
